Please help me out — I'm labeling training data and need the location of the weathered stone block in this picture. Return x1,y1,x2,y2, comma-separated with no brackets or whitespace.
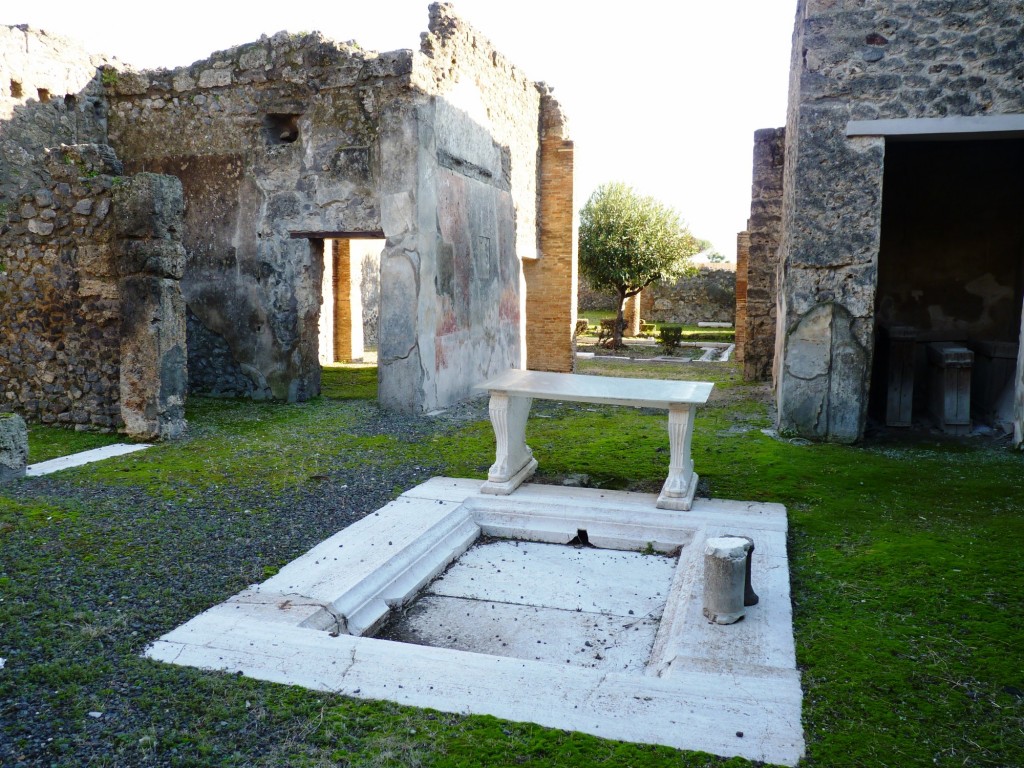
113,173,184,240
0,412,28,482
119,276,187,440
119,240,185,279
45,144,124,178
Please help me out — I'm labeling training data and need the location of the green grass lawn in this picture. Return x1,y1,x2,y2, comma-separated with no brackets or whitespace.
2,362,1022,767
578,311,734,344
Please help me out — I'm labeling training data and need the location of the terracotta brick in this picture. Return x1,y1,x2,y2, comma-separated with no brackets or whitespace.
525,118,577,372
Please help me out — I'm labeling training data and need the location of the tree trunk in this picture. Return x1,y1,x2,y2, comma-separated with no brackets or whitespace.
613,289,627,349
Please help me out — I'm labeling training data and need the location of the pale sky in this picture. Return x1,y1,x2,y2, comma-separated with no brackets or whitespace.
10,0,796,260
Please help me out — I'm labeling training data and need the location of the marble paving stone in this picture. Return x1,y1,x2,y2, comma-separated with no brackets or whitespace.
26,443,152,476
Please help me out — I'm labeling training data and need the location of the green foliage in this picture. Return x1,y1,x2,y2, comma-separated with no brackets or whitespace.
100,68,118,87
579,183,700,347
657,325,684,352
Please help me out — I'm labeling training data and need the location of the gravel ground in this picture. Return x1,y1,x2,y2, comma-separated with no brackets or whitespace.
0,397,493,767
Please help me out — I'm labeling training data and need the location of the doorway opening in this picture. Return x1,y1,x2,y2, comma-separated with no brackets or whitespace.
870,138,1024,435
318,236,385,365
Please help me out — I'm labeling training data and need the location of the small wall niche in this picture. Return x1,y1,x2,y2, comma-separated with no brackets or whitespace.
263,113,300,145
10,80,22,98
37,88,51,103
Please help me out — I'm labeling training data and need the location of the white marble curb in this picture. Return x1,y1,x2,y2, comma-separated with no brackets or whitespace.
26,443,152,476
145,479,804,766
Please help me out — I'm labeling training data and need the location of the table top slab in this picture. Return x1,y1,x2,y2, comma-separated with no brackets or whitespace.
475,369,713,408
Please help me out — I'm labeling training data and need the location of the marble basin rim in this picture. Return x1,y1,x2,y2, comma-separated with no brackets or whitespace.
144,477,804,766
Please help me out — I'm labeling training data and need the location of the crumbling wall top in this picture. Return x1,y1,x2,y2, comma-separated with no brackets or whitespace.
1,24,113,117
104,30,415,98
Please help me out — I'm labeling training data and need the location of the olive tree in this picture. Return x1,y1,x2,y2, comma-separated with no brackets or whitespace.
578,183,700,348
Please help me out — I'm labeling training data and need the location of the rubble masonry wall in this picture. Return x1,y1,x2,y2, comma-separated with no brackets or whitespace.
776,0,1024,440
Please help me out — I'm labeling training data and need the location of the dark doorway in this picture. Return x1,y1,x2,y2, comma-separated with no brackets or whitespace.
871,138,1024,433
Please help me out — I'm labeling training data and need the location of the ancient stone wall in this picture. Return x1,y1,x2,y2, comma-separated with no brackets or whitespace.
643,266,736,326
734,232,749,363
742,127,785,381
0,142,185,438
0,145,122,430
106,32,412,403
105,3,556,413
1,25,109,208
4,6,568,419
113,172,188,439
775,0,1024,441
1,27,186,439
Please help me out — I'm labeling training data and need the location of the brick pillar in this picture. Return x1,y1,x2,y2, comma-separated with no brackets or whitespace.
525,90,576,372
332,239,364,363
734,231,750,364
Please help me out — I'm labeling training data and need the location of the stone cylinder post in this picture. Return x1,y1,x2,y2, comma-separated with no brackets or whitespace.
702,536,753,625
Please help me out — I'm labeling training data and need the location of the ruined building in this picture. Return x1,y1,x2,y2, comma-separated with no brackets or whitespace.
0,4,577,438
736,0,1024,445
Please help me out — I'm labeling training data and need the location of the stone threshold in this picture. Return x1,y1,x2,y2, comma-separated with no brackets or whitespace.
145,478,804,766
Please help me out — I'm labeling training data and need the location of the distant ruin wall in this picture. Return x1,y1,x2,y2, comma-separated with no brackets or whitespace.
743,127,785,381
643,266,736,326
776,0,1024,441
577,277,618,312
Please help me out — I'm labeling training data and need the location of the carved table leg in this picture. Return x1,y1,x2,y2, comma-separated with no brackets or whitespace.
480,392,537,495
656,404,698,511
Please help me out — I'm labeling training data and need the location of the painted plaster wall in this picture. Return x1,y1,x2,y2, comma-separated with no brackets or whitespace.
775,0,1024,441
377,97,521,412
378,4,546,412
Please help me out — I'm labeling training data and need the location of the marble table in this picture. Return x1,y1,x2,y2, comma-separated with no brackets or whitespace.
475,369,713,510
